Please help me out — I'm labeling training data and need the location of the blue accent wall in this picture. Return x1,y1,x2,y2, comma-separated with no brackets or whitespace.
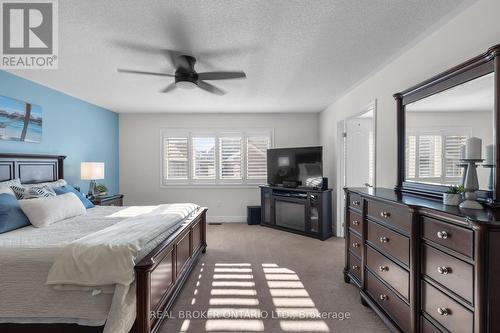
0,70,119,193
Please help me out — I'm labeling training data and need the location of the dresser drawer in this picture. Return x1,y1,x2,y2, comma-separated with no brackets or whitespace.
422,216,473,258
422,245,473,303
348,231,362,258
366,246,409,300
421,316,443,333
348,192,362,209
366,199,411,234
422,281,473,333
366,271,411,332
348,210,363,234
367,220,409,266
348,251,361,282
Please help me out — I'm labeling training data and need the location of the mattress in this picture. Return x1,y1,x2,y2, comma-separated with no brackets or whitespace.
0,204,196,327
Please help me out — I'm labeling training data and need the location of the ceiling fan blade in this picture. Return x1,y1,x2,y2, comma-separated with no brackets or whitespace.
112,41,181,69
117,69,174,77
160,83,177,93
197,80,225,95
197,71,246,80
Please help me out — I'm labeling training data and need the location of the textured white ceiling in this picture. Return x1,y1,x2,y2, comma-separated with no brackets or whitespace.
7,0,473,113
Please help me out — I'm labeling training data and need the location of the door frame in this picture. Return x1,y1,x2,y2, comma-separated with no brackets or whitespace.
336,99,377,237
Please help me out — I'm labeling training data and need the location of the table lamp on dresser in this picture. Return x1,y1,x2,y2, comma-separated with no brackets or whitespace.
81,162,105,198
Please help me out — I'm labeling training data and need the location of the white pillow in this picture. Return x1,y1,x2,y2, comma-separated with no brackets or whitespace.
19,192,86,228
0,186,15,196
24,179,67,189
0,178,21,188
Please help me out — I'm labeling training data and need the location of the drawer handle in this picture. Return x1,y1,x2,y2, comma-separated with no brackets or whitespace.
437,307,450,316
379,294,388,301
352,242,360,248
379,265,389,272
352,265,360,271
380,211,391,218
437,266,451,275
379,236,389,243
352,200,360,206
352,220,360,226
437,231,449,239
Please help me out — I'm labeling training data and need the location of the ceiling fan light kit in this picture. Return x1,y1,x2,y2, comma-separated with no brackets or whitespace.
118,52,246,96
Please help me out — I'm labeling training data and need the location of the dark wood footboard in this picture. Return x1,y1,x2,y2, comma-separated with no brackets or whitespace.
134,207,208,333
1,208,207,333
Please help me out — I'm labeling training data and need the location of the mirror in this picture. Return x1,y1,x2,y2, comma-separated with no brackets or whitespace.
405,72,495,192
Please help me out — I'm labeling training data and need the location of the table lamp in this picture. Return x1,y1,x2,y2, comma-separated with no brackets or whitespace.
81,162,105,197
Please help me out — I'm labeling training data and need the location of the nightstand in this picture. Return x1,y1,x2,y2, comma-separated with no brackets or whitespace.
90,194,124,206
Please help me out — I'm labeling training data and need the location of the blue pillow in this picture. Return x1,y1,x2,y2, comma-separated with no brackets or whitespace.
54,185,94,209
0,193,30,233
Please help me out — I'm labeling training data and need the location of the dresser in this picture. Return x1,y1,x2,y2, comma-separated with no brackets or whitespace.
344,187,500,333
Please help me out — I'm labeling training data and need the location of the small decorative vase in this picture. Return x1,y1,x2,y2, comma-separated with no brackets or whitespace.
443,193,461,206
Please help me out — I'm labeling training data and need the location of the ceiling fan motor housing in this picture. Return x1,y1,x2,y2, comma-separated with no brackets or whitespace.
175,55,198,88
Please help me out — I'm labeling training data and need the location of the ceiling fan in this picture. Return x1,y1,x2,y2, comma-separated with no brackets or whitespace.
117,51,246,95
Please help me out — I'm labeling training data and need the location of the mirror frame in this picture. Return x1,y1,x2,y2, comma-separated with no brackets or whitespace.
394,44,500,205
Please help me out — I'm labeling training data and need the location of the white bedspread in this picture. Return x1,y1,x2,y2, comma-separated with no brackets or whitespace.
47,203,199,287
0,203,200,333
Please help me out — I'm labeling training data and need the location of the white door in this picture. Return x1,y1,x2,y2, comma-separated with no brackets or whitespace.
336,101,376,237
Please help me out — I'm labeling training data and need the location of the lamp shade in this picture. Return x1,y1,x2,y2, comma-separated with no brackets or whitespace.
81,162,105,180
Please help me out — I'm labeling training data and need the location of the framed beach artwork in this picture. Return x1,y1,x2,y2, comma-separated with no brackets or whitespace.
0,96,42,143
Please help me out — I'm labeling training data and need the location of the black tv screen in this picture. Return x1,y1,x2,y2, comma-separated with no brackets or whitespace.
267,146,323,188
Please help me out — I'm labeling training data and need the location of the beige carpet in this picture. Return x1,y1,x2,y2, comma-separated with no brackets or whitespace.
159,223,389,333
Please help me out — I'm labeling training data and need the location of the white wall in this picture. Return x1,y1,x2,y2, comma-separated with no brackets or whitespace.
120,113,319,222
320,0,500,229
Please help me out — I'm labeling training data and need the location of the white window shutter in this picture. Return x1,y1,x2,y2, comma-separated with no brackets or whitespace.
418,135,442,178
219,137,242,179
406,135,417,179
444,135,467,177
164,137,189,180
192,137,216,179
247,136,270,180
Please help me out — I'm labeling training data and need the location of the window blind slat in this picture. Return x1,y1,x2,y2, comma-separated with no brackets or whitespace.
164,137,189,180
220,137,242,179
247,136,270,179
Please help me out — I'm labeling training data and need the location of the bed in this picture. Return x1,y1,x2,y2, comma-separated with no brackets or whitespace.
0,153,207,333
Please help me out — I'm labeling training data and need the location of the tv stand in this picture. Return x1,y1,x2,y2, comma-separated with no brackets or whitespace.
260,185,333,240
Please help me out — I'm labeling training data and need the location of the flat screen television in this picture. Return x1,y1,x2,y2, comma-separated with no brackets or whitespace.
267,146,323,188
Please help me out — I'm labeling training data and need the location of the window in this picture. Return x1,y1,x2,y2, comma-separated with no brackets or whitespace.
164,137,189,180
161,129,273,185
406,128,469,185
220,136,242,179
246,136,270,180
192,137,216,180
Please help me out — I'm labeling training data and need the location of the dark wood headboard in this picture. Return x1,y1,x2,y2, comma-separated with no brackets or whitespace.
0,153,65,184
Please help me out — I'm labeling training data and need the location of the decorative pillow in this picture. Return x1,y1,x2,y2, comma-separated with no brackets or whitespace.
54,185,94,209
18,192,86,228
0,178,21,188
24,179,67,189
10,185,56,200
0,193,30,233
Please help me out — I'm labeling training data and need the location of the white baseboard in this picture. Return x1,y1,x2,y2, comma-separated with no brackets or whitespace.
207,216,246,223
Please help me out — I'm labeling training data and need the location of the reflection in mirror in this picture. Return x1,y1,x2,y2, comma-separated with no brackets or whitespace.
405,72,494,191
